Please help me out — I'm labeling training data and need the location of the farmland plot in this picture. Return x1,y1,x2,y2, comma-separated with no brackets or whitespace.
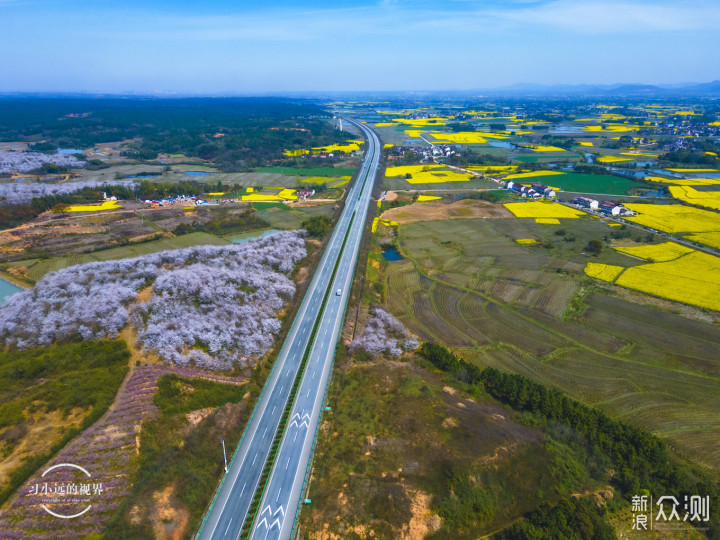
374,216,720,471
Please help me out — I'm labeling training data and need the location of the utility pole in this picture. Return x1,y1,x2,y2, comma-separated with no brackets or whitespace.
221,439,228,473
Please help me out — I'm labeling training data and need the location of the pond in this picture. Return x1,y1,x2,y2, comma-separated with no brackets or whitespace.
227,228,283,244
382,248,403,261
182,171,213,176
487,141,515,149
57,148,84,155
548,126,587,134
0,277,22,305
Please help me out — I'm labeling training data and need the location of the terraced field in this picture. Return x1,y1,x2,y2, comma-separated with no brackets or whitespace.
377,217,720,472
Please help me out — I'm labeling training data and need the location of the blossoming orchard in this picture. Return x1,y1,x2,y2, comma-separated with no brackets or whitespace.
0,230,307,370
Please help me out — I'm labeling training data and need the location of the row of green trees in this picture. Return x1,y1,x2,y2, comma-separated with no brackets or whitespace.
419,343,720,538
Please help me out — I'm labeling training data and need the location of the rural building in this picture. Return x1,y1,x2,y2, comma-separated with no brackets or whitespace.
571,196,599,210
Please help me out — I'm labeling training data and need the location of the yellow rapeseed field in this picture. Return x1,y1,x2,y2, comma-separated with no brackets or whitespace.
683,232,720,249
596,155,634,163
614,242,693,262
385,165,471,184
207,192,225,196
515,238,537,244
329,178,350,188
535,218,561,224
241,193,283,202
668,186,720,211
371,218,399,233
579,142,594,147
504,201,586,219
644,176,720,186
666,168,718,173
585,250,720,311
283,148,310,157
504,171,565,180
278,189,297,200
417,195,442,201
375,123,398,127
394,118,450,126
519,144,568,152
430,132,488,144
620,152,658,158
66,200,121,212
467,165,518,173
584,263,624,282
615,252,720,311
625,204,720,233
311,142,360,154
584,125,638,133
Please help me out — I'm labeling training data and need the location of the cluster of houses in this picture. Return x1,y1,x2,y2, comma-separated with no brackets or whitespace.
296,189,315,201
571,196,635,216
142,196,215,208
393,144,457,162
505,181,556,199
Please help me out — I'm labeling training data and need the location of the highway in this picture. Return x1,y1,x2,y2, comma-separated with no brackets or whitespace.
197,119,380,540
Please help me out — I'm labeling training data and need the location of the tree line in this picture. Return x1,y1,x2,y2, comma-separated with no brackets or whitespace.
419,343,719,538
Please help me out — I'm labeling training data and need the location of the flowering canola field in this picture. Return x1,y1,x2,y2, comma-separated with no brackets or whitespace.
644,176,720,186
625,204,720,234
668,186,720,211
467,165,518,173
614,242,693,262
584,243,720,311
394,118,450,126
66,200,122,212
430,132,488,144
596,155,634,163
417,195,442,201
535,218,560,224
519,144,568,152
504,170,565,181
385,165,471,184
584,262,624,282
515,238,537,244
504,201,586,218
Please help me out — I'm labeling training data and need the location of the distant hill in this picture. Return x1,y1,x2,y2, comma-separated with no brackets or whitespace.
485,80,720,97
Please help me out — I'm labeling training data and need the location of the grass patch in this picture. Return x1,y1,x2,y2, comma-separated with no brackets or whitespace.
0,340,129,506
255,166,355,176
154,374,247,416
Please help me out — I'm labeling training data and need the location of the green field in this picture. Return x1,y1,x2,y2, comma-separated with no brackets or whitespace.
375,217,720,472
381,176,495,191
552,172,646,195
255,204,335,230
8,232,230,282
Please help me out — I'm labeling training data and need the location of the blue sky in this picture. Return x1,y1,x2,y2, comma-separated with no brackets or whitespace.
1,0,718,93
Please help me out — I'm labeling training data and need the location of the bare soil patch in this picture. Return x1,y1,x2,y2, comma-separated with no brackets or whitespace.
381,199,512,224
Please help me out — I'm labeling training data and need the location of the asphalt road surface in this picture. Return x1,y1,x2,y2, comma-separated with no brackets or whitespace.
197,119,380,540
